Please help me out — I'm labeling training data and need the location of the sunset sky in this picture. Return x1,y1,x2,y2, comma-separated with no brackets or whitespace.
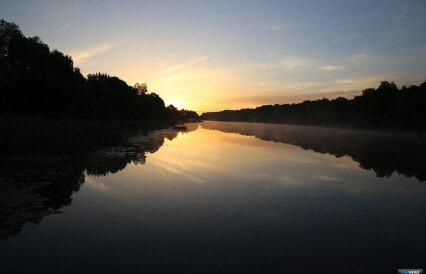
1,0,426,112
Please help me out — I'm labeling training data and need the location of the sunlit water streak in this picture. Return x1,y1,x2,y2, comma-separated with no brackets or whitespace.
0,122,425,273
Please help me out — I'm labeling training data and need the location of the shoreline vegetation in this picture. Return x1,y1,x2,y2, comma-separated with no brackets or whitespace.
201,80,426,131
0,116,174,155
0,19,199,154
1,19,425,155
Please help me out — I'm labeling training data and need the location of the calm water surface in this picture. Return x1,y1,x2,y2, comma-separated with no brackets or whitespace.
1,121,425,273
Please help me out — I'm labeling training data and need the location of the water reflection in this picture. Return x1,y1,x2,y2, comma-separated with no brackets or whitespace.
0,126,196,239
2,122,425,239
0,122,425,273
201,121,426,182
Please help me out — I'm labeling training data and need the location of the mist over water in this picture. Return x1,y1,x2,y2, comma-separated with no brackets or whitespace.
200,121,426,181
1,122,425,273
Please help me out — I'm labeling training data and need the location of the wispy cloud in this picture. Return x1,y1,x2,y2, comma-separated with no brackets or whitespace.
317,65,346,71
311,175,340,182
144,55,231,110
263,23,288,31
213,73,394,109
70,42,114,64
162,55,209,74
218,88,363,108
348,53,372,66
333,74,389,91
255,52,372,73
250,56,316,70
278,56,313,69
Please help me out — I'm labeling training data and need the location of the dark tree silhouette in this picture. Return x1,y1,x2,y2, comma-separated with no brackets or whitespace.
201,80,426,130
0,19,198,122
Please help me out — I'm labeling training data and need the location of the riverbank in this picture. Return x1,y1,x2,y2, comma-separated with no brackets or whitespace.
0,116,174,155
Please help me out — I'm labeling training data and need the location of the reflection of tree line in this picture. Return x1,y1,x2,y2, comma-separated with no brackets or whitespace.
201,121,426,182
0,126,197,239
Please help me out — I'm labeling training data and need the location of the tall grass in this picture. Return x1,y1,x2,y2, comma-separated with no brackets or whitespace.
0,116,172,155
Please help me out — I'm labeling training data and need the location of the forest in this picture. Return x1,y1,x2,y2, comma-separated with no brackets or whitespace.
201,80,426,130
0,19,198,121
0,19,198,154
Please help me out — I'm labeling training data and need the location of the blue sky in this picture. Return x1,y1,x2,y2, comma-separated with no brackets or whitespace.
1,0,426,111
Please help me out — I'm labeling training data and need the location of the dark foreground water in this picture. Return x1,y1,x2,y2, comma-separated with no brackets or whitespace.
1,121,425,273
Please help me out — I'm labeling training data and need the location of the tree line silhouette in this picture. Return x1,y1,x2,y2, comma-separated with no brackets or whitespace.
0,19,198,121
201,81,426,130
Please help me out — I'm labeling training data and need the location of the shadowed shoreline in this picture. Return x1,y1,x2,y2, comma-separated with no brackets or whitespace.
0,19,200,155
0,125,197,240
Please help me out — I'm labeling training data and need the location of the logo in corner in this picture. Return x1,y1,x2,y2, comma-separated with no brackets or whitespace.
398,269,423,274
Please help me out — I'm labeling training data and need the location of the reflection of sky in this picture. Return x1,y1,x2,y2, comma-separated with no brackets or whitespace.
1,0,425,111
1,124,426,273
88,125,424,201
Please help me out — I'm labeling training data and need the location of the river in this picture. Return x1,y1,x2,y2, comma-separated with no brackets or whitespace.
1,121,425,273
